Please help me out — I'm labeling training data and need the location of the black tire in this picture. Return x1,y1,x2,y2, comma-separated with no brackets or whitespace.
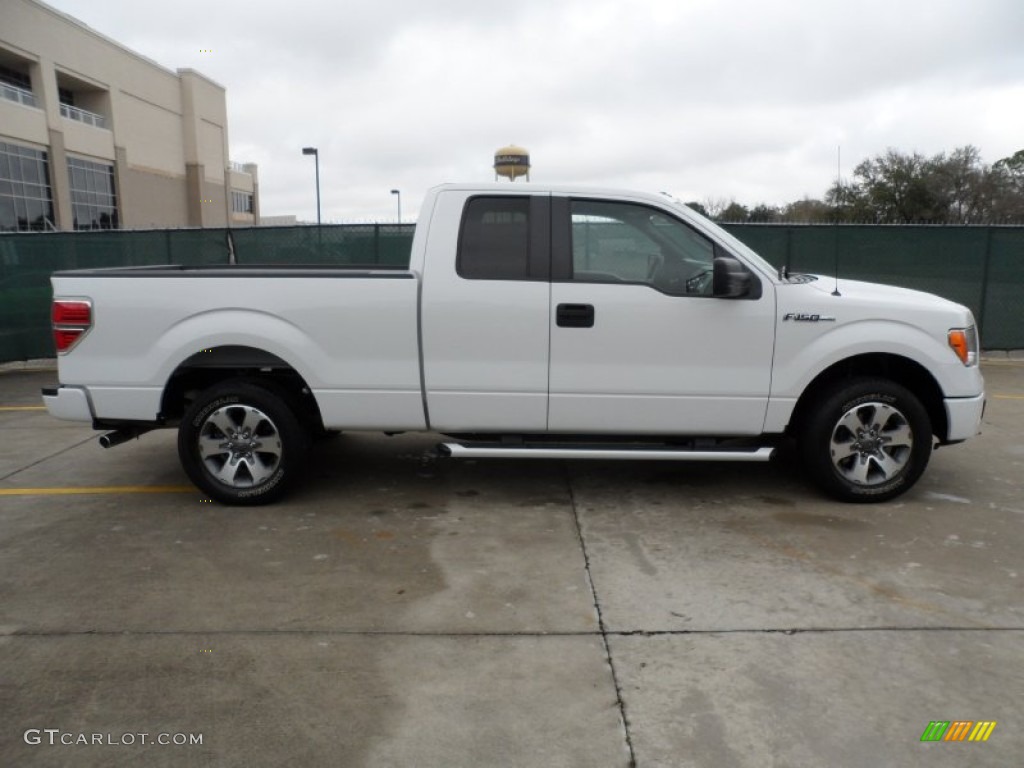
799,377,932,503
178,379,309,505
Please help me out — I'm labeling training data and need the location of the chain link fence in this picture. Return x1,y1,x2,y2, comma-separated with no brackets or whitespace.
0,223,1020,362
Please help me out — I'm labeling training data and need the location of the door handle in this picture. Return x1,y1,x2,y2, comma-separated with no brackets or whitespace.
556,303,594,328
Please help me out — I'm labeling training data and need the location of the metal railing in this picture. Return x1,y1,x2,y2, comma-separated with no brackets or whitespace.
0,82,37,108
227,161,251,174
59,102,107,129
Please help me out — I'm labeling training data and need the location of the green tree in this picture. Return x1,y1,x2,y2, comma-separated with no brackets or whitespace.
825,179,871,222
930,146,993,223
718,202,749,222
821,146,1024,224
991,149,1024,221
685,201,710,217
993,149,1024,189
693,146,1024,225
748,204,780,223
848,149,946,223
781,198,833,223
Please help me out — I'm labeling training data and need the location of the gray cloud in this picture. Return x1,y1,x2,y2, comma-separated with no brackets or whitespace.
45,0,1024,221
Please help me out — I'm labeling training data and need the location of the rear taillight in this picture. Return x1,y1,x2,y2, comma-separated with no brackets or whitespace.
52,299,92,353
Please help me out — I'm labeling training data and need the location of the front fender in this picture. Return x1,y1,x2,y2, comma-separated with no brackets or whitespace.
772,318,974,400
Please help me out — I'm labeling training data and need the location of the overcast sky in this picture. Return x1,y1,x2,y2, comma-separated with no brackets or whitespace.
42,0,1024,223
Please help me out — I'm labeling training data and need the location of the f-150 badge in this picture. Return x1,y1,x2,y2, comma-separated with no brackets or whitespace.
783,313,836,322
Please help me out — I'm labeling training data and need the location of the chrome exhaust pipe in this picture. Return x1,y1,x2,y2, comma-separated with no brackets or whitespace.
99,427,152,449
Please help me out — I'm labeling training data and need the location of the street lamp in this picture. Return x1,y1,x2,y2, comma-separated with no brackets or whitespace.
390,189,402,224
302,147,320,226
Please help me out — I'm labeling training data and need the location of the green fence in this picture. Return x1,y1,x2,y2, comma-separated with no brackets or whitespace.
228,225,413,267
0,225,412,361
1,222,1021,363
720,224,1024,350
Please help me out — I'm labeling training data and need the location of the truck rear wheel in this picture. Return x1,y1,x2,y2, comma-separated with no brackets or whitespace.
178,379,308,505
799,378,932,503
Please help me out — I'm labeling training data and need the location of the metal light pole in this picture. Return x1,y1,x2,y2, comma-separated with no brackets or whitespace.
391,189,402,224
302,147,320,226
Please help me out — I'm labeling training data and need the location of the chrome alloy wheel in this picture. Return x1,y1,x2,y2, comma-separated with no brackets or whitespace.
829,401,914,486
197,404,283,487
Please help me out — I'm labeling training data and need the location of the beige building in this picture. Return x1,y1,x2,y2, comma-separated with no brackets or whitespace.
0,0,259,231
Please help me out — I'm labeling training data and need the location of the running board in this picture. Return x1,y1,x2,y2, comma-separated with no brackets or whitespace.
439,443,775,462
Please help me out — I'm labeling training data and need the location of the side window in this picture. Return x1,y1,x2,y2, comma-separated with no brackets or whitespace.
458,197,531,280
571,200,716,296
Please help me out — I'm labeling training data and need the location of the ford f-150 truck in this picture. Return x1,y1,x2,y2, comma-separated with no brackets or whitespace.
43,183,985,505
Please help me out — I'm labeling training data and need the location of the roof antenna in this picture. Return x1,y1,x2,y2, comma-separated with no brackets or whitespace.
832,144,842,297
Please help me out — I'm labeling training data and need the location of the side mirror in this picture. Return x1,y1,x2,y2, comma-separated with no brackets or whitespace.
713,255,751,298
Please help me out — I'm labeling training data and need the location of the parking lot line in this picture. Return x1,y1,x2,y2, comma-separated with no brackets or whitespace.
993,394,1024,400
0,485,195,496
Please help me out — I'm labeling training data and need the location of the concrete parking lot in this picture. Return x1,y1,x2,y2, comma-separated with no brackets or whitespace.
1,361,1022,767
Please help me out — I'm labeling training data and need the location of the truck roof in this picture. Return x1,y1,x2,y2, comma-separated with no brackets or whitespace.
429,182,678,207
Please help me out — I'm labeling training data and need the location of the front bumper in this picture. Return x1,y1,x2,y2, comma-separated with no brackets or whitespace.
944,393,985,443
41,386,93,422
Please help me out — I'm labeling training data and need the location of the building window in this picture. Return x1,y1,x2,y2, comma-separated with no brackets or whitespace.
55,74,108,129
67,156,118,230
0,141,55,232
0,64,31,91
231,190,253,214
0,63,37,108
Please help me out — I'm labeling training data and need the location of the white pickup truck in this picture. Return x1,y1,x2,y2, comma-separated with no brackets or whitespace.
43,183,985,505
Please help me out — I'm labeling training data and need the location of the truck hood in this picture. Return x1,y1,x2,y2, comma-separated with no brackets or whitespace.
781,275,975,329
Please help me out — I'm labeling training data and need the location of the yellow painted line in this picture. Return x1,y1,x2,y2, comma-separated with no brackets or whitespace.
993,394,1024,400
0,485,195,497
0,405,47,411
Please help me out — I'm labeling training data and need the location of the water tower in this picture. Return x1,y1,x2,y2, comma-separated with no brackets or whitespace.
494,145,530,181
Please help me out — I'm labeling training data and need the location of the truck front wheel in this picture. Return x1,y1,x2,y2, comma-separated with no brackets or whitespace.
178,379,308,505
799,378,932,503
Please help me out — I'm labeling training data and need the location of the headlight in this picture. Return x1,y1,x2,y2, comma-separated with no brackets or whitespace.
948,325,979,366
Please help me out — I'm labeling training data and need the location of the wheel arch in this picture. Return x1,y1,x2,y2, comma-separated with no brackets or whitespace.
788,353,948,442
160,345,324,432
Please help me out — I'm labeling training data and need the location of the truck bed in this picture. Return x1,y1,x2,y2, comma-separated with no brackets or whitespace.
50,265,427,430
